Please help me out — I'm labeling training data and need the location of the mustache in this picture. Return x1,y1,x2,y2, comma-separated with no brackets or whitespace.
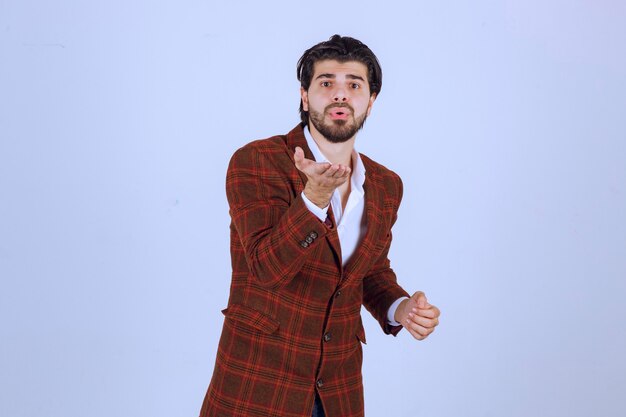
325,103,354,112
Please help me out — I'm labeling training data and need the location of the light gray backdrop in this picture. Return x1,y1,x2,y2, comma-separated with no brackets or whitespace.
1,1,625,416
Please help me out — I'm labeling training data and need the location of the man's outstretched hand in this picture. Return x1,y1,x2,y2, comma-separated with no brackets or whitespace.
294,146,351,208
394,292,440,341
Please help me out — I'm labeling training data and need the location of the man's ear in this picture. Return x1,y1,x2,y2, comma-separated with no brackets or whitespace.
366,93,377,116
300,87,309,111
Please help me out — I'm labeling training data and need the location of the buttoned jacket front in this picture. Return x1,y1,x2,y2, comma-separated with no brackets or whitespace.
200,124,409,417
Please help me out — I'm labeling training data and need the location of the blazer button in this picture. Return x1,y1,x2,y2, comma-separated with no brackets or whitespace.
305,236,314,244
309,231,318,239
300,241,309,248
323,332,332,342
316,379,324,388
335,290,342,298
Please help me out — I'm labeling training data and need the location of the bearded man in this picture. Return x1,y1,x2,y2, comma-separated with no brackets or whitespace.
199,35,440,417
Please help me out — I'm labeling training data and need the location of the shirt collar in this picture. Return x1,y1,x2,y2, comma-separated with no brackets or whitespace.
303,126,366,192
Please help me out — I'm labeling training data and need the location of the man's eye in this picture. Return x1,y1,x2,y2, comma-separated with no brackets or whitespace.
321,81,331,87
351,83,360,89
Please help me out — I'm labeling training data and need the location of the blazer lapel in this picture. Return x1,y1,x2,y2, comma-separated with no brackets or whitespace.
342,163,386,280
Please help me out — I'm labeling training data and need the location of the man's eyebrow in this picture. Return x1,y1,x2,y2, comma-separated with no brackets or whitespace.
346,74,365,81
314,73,366,81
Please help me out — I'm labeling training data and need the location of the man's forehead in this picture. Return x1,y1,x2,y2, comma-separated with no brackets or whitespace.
312,59,369,78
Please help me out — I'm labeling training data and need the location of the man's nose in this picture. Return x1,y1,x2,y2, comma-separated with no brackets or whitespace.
333,87,348,102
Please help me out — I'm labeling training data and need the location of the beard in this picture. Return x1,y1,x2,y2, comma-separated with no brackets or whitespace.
308,104,368,143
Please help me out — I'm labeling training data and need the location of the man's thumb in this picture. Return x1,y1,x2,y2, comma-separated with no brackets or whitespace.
294,147,304,169
413,292,428,309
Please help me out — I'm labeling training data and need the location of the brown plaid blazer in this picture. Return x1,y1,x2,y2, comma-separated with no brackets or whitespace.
200,124,409,417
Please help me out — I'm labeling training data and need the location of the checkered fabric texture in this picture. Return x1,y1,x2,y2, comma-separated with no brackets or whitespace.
199,125,409,417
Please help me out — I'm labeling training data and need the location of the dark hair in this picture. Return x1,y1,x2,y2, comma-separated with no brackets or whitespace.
296,35,383,125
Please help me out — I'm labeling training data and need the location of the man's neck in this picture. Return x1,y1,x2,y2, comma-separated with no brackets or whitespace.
307,124,355,167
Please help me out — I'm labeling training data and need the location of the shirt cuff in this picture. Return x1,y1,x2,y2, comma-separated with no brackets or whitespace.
301,191,329,222
387,297,409,326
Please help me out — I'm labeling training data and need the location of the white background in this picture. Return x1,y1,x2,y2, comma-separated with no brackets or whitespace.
1,1,625,416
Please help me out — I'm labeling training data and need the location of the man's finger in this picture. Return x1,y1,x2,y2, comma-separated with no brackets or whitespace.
411,291,427,309
338,166,351,178
295,147,333,176
294,146,304,159
327,165,349,178
409,313,438,329
414,308,438,319
408,329,427,341
404,323,426,340
313,162,332,175
295,148,326,173
405,319,432,338
294,147,305,170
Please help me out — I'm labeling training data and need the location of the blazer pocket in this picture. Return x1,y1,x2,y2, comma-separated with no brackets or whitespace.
222,303,280,335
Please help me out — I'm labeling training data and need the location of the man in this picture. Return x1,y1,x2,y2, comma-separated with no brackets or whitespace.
200,35,440,417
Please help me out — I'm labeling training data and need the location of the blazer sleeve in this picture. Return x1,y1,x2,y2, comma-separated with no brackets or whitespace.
362,173,410,336
226,143,332,289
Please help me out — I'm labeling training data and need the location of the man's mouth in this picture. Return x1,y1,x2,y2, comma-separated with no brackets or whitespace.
328,106,351,120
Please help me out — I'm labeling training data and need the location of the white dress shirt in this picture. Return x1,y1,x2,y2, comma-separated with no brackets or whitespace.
300,127,406,326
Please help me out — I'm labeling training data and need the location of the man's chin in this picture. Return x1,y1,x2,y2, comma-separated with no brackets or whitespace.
308,112,365,143
326,133,357,143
